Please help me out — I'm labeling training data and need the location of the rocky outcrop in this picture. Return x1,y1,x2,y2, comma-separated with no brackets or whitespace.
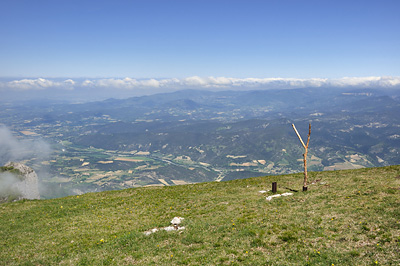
4,162,40,200
144,217,185,235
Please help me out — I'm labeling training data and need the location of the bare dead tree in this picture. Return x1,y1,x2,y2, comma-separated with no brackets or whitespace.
292,123,311,191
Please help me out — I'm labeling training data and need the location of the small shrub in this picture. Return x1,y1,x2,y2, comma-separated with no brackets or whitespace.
181,234,204,245
361,224,370,231
250,237,265,247
279,231,298,242
348,250,360,257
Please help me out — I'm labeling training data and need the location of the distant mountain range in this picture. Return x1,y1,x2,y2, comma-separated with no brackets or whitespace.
1,87,399,197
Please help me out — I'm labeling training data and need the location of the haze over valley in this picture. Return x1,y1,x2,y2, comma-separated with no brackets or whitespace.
1,86,399,198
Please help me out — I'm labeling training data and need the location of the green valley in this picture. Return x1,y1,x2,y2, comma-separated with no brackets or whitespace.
1,88,400,198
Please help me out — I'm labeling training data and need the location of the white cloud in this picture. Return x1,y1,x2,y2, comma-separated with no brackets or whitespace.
141,79,160,88
0,78,75,91
64,79,75,86
1,76,400,92
328,76,400,88
182,76,208,86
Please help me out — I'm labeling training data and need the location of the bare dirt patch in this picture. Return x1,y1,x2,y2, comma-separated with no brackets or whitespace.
115,157,144,162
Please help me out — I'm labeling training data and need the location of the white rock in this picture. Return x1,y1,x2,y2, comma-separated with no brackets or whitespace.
266,192,293,201
144,228,159,235
266,194,281,201
164,226,185,232
144,217,186,235
259,190,267,193
171,217,184,225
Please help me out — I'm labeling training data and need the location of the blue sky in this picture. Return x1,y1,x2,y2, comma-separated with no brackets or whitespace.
1,0,399,80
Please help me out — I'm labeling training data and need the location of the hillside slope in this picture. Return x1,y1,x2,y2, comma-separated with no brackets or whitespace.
1,166,399,265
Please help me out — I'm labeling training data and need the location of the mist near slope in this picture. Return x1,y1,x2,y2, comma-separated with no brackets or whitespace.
0,172,21,200
0,126,54,199
0,126,51,166
0,126,106,199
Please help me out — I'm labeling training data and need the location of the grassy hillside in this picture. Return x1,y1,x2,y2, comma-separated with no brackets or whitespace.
1,166,399,265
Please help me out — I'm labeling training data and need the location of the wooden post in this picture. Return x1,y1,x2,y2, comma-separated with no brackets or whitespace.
292,123,311,191
272,182,277,193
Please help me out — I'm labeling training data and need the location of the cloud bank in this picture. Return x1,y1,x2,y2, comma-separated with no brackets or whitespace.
4,78,75,91
1,76,399,103
1,76,400,92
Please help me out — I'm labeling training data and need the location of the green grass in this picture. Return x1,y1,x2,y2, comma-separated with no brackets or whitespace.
1,166,400,265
